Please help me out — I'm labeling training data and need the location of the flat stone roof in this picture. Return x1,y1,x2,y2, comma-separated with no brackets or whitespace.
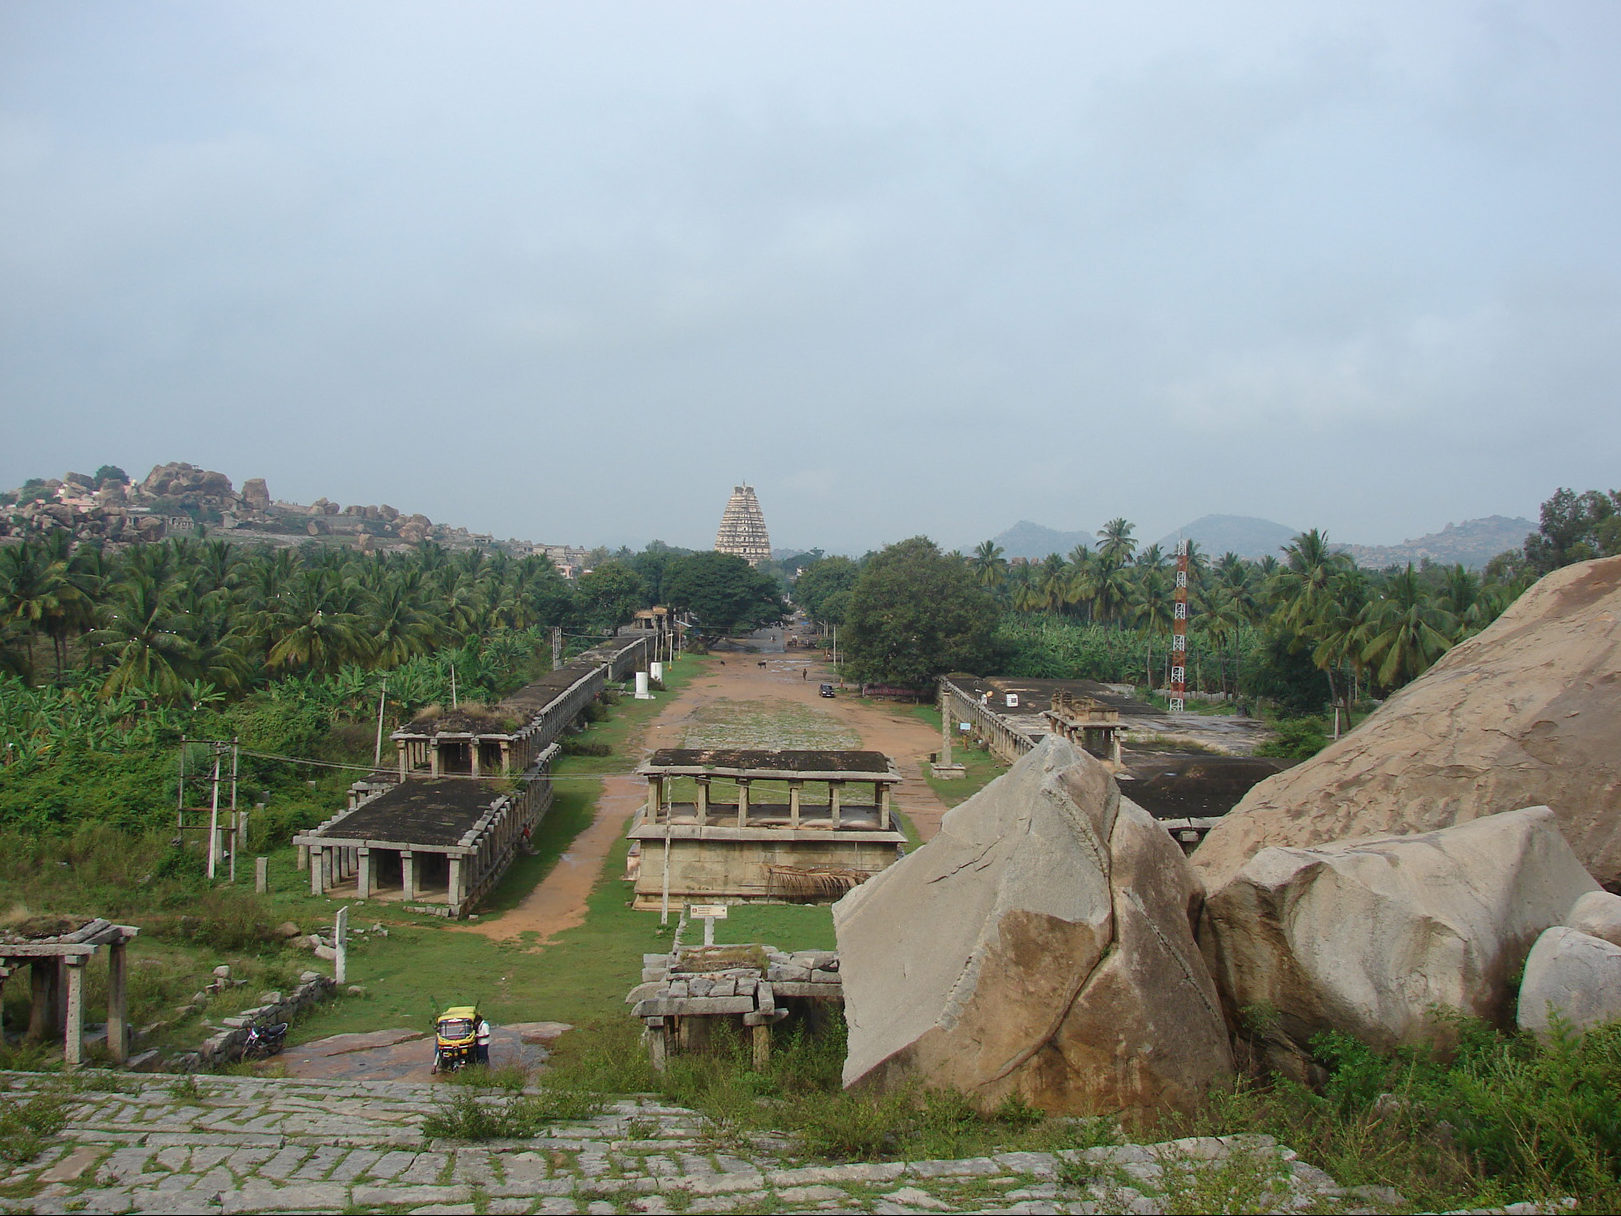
642,749,899,780
306,778,503,848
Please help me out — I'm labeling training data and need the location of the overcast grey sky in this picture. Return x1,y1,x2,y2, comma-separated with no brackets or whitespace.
3,2,1618,555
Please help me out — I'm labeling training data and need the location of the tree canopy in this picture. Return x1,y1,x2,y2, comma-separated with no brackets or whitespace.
663,551,788,636
840,536,999,687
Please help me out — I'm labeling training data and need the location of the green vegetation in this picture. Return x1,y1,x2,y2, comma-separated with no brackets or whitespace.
840,537,1000,689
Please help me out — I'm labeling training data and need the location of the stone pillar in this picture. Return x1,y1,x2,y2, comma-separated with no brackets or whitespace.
106,940,128,1064
470,741,481,778
357,847,372,899
402,850,416,900
789,781,802,827
695,777,710,826
63,956,86,1068
297,844,308,872
646,778,661,822
500,741,511,774
310,847,326,895
398,743,408,781
27,960,58,1041
430,744,440,777
255,856,269,894
879,784,892,830
830,782,842,828
752,1022,771,1071
448,855,464,916
736,779,749,829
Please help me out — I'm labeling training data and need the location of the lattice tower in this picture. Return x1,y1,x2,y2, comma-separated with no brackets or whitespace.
714,484,772,567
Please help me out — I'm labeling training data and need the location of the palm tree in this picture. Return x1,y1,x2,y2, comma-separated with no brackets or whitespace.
89,574,200,701
1096,518,1138,567
970,541,1009,590
1360,565,1457,690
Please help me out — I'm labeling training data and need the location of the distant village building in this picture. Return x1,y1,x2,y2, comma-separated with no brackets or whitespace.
629,748,906,910
714,485,772,567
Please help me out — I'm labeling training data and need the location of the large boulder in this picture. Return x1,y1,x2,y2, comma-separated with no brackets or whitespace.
1194,556,1621,892
834,736,1233,1120
1201,806,1597,1072
241,478,271,510
1516,926,1621,1043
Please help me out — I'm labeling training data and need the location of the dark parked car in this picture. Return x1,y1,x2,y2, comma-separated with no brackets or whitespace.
819,683,835,698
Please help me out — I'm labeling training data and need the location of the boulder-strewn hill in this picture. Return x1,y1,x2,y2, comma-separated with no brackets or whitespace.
1340,515,1533,571
0,462,529,554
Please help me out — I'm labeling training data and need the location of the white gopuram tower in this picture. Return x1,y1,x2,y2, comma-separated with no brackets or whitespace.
714,484,772,567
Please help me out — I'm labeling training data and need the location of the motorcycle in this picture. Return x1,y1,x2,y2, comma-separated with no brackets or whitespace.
242,1021,289,1060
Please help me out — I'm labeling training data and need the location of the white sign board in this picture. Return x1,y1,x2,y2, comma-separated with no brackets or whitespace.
688,904,728,919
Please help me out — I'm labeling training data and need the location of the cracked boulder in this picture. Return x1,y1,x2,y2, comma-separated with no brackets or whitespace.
1202,805,1597,1075
1194,555,1621,893
833,735,1233,1119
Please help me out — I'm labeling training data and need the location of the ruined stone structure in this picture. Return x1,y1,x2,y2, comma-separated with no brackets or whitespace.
296,635,652,917
713,484,772,567
1042,691,1125,769
1,918,139,1067
630,748,906,911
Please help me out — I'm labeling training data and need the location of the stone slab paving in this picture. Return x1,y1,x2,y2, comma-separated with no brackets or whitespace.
0,1070,1567,1215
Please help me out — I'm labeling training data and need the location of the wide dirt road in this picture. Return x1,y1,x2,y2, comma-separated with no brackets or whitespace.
465,637,952,946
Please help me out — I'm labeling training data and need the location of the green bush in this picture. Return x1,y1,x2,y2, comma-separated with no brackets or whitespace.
1255,716,1328,759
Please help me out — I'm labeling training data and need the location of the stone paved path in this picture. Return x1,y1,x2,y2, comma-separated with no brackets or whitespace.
0,1069,1416,1215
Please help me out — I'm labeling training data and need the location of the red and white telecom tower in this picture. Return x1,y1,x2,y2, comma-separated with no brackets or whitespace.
1170,540,1189,713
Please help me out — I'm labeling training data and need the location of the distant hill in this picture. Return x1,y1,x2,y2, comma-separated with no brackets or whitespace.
1156,515,1301,561
990,520,1097,560
1341,515,1532,571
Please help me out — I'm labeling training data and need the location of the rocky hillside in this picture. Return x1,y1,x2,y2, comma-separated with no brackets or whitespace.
1339,515,1533,570
0,463,511,553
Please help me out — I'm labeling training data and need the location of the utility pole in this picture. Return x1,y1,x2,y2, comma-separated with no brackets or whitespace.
374,677,388,768
206,745,222,880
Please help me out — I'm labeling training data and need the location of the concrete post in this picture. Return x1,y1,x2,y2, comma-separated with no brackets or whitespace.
255,856,269,894
106,940,128,1064
334,906,349,985
63,957,86,1068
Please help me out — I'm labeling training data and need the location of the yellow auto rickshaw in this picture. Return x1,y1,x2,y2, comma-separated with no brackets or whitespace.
432,1005,478,1074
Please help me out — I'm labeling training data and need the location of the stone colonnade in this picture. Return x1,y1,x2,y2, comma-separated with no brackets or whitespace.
644,774,894,831
941,678,1038,765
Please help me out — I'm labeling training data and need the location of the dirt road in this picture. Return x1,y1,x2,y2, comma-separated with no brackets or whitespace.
464,639,951,946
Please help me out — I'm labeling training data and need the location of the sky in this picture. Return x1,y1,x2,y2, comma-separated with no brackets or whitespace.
3,2,1619,556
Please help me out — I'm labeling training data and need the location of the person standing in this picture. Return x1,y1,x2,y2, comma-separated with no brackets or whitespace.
475,1015,492,1066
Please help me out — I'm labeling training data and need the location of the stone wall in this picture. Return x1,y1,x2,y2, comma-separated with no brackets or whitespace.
168,971,335,1072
